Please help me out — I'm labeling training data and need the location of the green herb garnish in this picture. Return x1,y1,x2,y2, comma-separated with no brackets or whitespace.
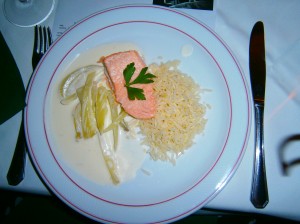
123,62,156,100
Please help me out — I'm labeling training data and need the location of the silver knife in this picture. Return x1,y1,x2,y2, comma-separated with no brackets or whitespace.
249,21,269,208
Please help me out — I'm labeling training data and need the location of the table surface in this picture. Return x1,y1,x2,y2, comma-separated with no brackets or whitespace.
1,0,300,222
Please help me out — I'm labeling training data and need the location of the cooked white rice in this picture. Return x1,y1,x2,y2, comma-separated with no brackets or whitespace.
138,60,207,164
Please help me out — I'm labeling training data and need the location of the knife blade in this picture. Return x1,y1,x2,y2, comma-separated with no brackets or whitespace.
249,21,269,208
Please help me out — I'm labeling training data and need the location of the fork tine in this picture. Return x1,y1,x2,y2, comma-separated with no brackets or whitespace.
33,26,38,54
46,27,53,48
37,26,43,55
42,26,47,54
32,26,41,69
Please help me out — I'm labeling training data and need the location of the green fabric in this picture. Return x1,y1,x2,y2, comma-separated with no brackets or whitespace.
0,31,25,124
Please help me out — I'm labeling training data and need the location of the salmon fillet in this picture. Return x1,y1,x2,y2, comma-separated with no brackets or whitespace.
103,50,156,119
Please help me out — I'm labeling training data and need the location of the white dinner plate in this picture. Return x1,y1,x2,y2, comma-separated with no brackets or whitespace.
25,5,251,223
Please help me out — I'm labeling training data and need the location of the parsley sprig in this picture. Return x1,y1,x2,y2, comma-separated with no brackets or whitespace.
123,62,156,100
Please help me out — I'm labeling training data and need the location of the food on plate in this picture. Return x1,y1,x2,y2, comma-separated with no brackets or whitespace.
59,65,127,185
59,65,103,105
139,60,207,164
58,49,208,184
102,50,156,119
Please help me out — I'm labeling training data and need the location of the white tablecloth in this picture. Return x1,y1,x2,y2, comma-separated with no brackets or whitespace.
1,0,300,222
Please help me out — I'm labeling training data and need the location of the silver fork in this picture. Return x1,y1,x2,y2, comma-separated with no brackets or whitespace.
32,26,52,68
7,26,52,186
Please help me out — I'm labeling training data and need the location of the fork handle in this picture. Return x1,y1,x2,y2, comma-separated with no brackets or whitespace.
7,119,27,185
250,103,269,208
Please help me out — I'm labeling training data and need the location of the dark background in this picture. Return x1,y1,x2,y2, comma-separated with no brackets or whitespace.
1,189,298,224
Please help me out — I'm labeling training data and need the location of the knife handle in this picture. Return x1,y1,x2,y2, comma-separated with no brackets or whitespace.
251,103,269,208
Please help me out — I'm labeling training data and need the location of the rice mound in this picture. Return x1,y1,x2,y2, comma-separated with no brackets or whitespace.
138,60,207,164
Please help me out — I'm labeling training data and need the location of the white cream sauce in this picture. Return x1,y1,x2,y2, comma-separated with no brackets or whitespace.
48,43,147,186
181,44,194,57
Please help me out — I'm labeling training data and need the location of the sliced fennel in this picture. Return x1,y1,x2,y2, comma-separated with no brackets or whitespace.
107,90,121,151
60,65,129,184
60,65,103,104
73,103,82,139
77,72,99,139
95,86,109,133
97,133,120,185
